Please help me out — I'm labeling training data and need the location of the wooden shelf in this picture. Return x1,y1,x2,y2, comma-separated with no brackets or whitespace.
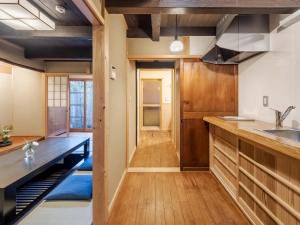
0,136,43,155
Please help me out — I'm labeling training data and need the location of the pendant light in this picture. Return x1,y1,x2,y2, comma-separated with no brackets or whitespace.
170,15,184,53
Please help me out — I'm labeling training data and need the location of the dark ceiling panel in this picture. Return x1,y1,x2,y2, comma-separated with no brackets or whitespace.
6,38,91,49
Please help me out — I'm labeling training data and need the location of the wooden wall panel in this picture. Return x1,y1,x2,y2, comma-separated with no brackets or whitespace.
180,59,238,170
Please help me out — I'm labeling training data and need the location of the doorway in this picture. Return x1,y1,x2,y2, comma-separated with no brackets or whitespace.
140,78,162,130
129,67,179,169
69,79,93,132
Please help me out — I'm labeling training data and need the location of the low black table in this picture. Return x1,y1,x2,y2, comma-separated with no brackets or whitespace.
0,136,90,224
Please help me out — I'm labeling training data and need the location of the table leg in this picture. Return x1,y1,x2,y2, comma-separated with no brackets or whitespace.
84,140,90,158
0,188,16,225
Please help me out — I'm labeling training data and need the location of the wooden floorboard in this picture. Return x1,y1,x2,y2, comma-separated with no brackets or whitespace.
130,131,179,167
108,172,250,225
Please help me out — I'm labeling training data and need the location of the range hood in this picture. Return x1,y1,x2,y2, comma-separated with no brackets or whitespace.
202,15,270,64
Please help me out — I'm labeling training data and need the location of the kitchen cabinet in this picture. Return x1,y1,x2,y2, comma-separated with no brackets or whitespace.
206,117,300,225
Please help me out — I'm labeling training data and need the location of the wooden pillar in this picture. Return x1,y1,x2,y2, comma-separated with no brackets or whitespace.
92,25,108,225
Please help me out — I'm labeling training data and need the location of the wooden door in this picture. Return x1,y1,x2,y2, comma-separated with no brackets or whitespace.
140,78,162,130
180,59,237,170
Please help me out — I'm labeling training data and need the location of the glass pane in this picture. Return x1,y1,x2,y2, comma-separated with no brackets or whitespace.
70,117,84,129
61,92,66,100
48,99,53,107
54,99,60,107
61,77,67,84
70,81,85,129
55,77,60,84
61,84,67,92
61,99,67,107
48,76,54,84
48,84,53,92
86,81,93,129
54,84,60,92
143,107,160,126
48,91,54,100
143,79,161,104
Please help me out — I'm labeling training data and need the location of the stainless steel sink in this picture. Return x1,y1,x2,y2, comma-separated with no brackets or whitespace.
263,129,300,142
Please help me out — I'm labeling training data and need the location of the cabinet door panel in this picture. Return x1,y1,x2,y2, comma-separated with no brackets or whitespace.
181,119,209,169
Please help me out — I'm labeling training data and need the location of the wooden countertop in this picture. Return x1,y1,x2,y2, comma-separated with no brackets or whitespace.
0,136,44,155
204,116,300,160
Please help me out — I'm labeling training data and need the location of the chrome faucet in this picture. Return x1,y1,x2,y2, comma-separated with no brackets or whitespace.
271,106,296,128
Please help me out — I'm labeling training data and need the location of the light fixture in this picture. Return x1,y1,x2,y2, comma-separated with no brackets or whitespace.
55,5,65,14
0,0,55,30
170,15,184,53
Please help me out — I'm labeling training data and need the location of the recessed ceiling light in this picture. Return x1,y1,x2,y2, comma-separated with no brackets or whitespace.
0,0,39,19
55,5,65,14
0,0,55,30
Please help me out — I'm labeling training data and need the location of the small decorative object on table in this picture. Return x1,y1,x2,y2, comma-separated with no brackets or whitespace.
0,125,13,147
23,141,39,159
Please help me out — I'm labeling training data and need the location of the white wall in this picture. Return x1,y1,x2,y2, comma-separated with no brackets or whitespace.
107,14,127,203
12,67,45,136
126,61,137,164
0,66,45,135
239,15,300,128
128,36,215,56
189,36,216,56
0,72,13,127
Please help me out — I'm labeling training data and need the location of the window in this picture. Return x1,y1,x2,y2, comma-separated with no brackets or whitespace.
69,80,93,131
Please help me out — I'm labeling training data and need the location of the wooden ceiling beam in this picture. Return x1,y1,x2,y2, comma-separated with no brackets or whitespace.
106,0,300,14
151,14,161,41
124,15,139,27
0,26,92,39
25,47,92,60
127,27,216,38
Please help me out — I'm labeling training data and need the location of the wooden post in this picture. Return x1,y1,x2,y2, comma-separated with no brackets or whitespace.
92,25,108,225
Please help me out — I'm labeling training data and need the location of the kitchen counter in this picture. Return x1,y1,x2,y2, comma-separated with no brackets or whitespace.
205,116,300,225
204,116,300,160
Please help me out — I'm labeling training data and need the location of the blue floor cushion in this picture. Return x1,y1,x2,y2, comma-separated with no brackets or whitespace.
78,156,93,171
46,175,92,201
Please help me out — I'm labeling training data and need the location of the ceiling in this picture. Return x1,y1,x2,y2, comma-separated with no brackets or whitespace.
161,15,224,27
0,0,92,61
125,14,222,41
108,0,299,41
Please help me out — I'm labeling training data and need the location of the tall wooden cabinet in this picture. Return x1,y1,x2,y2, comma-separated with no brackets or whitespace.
180,59,238,170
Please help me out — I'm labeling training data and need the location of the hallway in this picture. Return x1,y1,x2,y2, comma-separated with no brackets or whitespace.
130,131,179,167
108,172,250,225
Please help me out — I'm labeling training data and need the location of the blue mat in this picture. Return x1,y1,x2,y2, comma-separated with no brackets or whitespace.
46,175,92,201
78,156,93,171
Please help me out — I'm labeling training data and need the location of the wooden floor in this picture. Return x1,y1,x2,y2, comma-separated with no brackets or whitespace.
130,131,179,167
108,172,250,225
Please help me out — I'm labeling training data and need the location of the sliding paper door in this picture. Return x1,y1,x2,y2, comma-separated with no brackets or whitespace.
47,75,68,136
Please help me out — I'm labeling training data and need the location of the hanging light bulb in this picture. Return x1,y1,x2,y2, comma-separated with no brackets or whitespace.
170,15,184,53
